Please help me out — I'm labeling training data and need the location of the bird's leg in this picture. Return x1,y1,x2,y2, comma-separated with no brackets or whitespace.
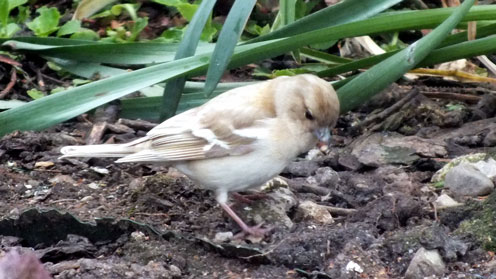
216,191,271,237
231,192,269,204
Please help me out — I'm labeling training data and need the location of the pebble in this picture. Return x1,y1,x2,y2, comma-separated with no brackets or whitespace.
435,193,462,208
404,248,445,279
213,231,233,242
445,164,494,196
295,200,333,224
314,167,339,187
283,160,319,177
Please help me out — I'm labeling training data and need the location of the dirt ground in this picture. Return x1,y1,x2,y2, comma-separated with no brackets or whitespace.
1,78,496,278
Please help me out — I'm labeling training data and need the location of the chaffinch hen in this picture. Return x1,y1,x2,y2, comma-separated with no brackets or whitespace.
61,74,340,236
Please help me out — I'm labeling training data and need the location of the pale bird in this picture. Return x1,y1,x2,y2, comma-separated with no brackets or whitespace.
61,74,340,236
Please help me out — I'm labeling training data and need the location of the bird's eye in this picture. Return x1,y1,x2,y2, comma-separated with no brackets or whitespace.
305,110,314,120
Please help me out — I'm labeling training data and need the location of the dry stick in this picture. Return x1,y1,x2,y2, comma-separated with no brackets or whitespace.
117,118,157,131
0,68,17,99
41,73,66,85
0,55,21,67
421,91,481,104
36,68,45,88
354,88,420,132
319,204,357,216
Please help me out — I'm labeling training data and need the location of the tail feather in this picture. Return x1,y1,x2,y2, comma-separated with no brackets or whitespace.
60,144,136,158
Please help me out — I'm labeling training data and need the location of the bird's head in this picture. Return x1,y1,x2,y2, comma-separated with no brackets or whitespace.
273,74,340,146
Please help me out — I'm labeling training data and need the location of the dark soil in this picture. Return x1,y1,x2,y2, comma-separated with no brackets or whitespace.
1,78,496,278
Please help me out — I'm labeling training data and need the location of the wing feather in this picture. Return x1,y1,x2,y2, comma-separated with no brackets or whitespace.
117,81,276,163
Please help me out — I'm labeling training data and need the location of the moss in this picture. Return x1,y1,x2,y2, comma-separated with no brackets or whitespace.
457,192,496,251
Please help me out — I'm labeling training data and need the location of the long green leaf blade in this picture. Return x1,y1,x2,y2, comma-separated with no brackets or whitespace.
203,0,256,96
249,0,402,43
160,0,217,121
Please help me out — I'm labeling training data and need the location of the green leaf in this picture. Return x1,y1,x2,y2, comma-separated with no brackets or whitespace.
337,0,475,113
280,0,296,26
26,6,60,37
152,0,186,6
250,0,402,43
300,47,352,65
70,29,99,40
161,27,184,42
57,20,82,37
204,0,256,96
160,0,217,120
128,17,148,41
176,3,198,21
73,0,118,20
0,0,8,28
4,23,20,37
8,0,28,11
27,89,45,100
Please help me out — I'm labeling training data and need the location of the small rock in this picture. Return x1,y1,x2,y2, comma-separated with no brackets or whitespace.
260,176,288,191
483,129,496,146
87,182,100,190
90,166,109,175
445,164,494,196
314,167,339,187
27,180,40,187
213,232,233,242
345,260,363,274
49,174,77,185
472,158,496,179
431,153,487,183
236,187,297,230
130,231,147,242
435,194,462,208
169,264,181,278
404,248,445,279
283,160,319,177
80,196,93,202
34,161,54,168
295,200,333,224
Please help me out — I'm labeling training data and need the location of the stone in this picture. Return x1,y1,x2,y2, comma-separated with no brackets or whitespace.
483,129,496,146
445,164,494,197
213,232,233,242
295,200,333,224
435,194,462,208
404,248,445,279
314,167,339,187
283,160,319,177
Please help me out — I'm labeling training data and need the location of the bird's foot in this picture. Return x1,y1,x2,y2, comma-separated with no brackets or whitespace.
234,223,273,238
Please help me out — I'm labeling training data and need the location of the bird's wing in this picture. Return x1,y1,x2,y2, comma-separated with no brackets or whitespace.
117,83,276,163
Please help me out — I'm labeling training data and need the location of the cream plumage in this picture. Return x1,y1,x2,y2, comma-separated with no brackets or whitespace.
61,74,340,236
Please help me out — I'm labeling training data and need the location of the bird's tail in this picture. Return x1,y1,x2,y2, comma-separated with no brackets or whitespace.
60,143,137,158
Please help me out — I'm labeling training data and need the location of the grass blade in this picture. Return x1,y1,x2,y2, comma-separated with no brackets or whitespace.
203,0,256,96
249,0,402,43
160,0,217,121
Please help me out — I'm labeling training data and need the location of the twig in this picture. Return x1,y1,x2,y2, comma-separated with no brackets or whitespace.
0,55,21,67
421,91,481,104
354,88,419,132
319,204,357,216
0,68,17,99
48,198,79,204
36,68,45,88
133,212,170,217
117,118,157,131
41,73,66,85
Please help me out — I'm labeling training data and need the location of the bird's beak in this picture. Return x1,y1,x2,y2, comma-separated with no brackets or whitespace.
313,127,331,146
